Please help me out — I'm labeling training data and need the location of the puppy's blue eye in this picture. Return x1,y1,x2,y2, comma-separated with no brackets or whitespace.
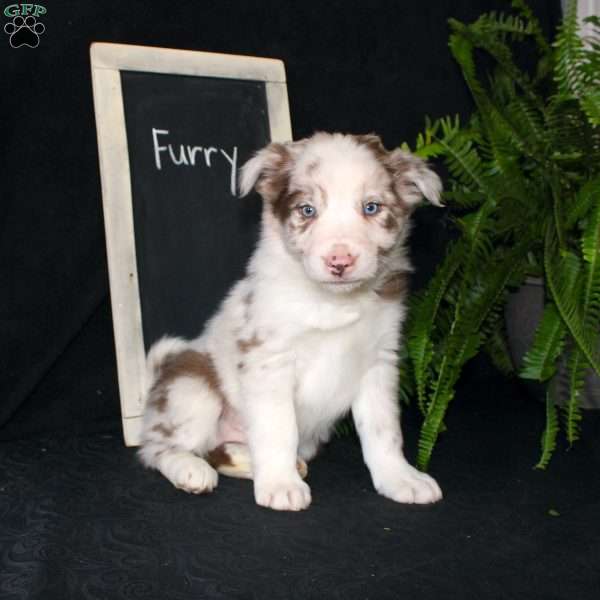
363,202,380,216
299,205,317,218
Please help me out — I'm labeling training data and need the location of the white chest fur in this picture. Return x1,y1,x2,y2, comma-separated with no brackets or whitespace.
292,306,386,433
206,268,403,446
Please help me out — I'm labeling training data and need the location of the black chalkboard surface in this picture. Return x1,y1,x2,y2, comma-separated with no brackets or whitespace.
91,43,291,443
121,71,269,349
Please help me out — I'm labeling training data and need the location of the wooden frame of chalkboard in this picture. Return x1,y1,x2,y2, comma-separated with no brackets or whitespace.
90,43,292,445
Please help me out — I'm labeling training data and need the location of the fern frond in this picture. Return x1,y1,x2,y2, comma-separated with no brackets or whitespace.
450,19,551,174
563,347,586,445
565,174,600,229
448,27,491,113
580,199,600,329
580,28,600,125
554,5,600,127
443,185,486,209
417,386,455,471
483,106,530,189
546,95,593,167
475,11,534,40
417,335,477,471
520,303,567,381
406,240,465,413
535,392,559,469
580,91,600,127
544,227,600,375
412,117,446,159
553,0,586,97
511,0,552,55
452,16,543,111
416,241,527,471
506,94,548,151
484,319,516,376
435,116,491,194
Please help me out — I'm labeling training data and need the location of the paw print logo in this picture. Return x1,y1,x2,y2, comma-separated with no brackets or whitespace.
4,15,45,48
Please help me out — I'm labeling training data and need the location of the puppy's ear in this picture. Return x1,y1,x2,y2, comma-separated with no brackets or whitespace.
239,142,294,200
385,149,443,208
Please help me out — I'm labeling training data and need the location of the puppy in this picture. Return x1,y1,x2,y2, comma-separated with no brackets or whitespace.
138,132,443,511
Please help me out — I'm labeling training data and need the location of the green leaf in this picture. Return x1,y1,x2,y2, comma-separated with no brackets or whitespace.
520,303,567,381
435,117,491,196
565,175,600,229
544,227,600,375
416,241,527,471
581,90,600,126
553,0,586,98
563,347,585,446
511,0,552,56
406,241,465,413
535,392,559,469
484,319,516,376
580,200,600,329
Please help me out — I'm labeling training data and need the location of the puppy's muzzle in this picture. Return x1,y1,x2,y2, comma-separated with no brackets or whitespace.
323,244,357,278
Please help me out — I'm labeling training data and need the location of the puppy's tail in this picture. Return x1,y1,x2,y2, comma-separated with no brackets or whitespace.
144,335,189,396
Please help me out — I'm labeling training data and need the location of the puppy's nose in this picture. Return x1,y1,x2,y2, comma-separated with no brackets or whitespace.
324,244,357,277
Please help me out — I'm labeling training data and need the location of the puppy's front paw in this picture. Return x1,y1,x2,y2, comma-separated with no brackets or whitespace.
254,475,312,511
377,465,442,504
159,453,219,494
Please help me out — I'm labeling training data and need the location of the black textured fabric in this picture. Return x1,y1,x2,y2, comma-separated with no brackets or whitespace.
2,370,599,599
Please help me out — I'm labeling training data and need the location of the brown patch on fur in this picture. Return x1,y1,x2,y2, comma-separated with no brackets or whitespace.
290,214,317,235
252,144,295,223
151,423,174,437
353,134,415,215
151,350,226,404
206,445,234,469
151,393,168,413
275,188,305,225
382,213,399,231
384,149,435,208
254,144,289,193
237,333,263,354
285,187,321,234
388,196,411,219
353,133,388,160
375,272,409,301
237,361,245,370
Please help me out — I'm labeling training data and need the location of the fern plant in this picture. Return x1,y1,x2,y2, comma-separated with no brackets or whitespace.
403,0,600,471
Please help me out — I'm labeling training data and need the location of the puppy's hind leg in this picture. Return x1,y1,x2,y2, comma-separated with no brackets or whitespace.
139,366,223,494
207,442,309,480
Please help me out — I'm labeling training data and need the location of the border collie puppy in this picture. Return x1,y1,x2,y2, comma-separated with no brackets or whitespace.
138,132,443,511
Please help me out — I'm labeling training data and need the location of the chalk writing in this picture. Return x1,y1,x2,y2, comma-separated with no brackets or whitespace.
151,128,238,196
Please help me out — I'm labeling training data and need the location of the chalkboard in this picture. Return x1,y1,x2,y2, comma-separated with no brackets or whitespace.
121,71,269,348
91,43,292,444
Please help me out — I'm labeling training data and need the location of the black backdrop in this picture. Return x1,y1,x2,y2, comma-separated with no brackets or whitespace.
1,0,561,440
